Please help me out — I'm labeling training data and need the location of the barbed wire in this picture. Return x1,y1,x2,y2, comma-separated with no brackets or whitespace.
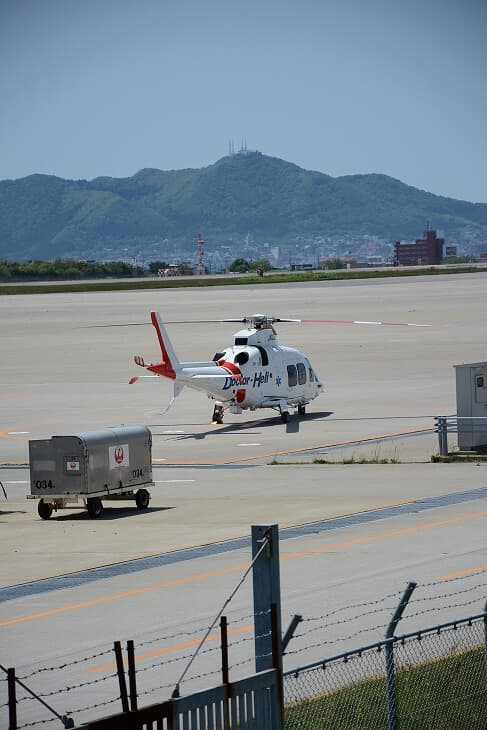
15,672,118,704
409,580,487,606
18,717,58,729
64,692,121,718
403,593,486,624
19,647,114,680
285,621,389,657
297,589,402,625
135,641,221,675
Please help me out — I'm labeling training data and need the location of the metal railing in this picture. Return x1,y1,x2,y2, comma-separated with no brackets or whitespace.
435,415,487,456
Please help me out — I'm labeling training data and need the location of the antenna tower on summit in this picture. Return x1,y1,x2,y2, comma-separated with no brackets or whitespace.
196,233,205,275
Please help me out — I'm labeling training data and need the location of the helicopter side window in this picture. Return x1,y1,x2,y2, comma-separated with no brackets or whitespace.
309,367,314,382
235,337,248,346
287,364,297,387
297,363,307,385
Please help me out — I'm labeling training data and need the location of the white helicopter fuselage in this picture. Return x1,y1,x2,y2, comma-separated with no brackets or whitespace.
132,312,324,422
203,326,323,411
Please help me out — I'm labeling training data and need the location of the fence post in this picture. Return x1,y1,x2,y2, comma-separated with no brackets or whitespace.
127,640,137,712
113,640,129,713
7,667,16,730
220,615,229,685
220,615,231,729
252,524,282,673
436,416,448,456
385,582,417,730
252,524,283,730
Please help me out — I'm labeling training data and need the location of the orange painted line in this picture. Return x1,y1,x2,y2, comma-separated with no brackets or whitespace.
2,511,486,629
0,425,436,466
0,563,248,628
0,430,27,441
279,512,487,561
151,426,435,466
438,564,487,580
90,623,253,673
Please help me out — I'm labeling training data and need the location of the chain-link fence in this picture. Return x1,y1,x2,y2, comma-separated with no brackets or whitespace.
284,614,487,729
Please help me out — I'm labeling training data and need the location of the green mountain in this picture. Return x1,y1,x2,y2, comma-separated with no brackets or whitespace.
1,151,486,261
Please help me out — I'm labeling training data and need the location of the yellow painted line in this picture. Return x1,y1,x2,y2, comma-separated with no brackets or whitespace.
438,564,487,580
1,510,486,629
90,623,253,673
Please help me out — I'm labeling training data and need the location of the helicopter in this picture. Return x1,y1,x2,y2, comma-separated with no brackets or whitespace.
129,311,324,423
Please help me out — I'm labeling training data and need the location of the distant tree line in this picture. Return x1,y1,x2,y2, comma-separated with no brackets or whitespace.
0,259,148,281
228,258,272,273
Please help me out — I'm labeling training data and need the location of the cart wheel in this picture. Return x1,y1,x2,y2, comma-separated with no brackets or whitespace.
38,499,53,520
135,489,150,510
87,497,103,518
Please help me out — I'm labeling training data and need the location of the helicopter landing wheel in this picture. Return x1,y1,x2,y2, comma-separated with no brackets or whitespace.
298,404,306,416
212,405,224,424
280,410,289,424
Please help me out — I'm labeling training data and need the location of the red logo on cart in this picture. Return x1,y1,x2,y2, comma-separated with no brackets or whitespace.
114,447,124,464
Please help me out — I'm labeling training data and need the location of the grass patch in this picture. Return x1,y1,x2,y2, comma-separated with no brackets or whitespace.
313,456,398,464
431,453,487,463
0,265,485,295
285,646,487,729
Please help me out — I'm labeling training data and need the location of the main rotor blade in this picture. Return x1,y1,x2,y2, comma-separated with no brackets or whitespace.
81,319,225,328
299,318,431,327
83,316,431,329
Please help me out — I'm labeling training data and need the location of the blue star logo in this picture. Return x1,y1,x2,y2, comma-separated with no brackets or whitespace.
275,375,282,387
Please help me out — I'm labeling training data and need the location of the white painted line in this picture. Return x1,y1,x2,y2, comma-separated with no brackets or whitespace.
5,480,29,484
161,430,185,434
7,431,30,435
237,443,261,447
154,479,196,483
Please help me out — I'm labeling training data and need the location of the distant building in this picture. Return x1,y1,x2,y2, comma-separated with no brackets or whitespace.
394,229,444,266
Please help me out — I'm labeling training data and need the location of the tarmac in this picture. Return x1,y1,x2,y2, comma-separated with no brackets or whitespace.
1,272,487,587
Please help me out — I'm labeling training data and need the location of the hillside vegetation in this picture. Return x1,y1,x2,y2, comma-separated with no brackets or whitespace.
1,152,486,261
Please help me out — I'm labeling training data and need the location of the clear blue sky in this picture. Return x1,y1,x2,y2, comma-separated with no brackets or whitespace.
1,0,486,202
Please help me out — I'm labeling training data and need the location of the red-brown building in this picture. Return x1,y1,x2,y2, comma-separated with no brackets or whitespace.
394,229,444,266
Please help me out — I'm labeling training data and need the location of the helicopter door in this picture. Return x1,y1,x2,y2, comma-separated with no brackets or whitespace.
297,363,307,385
